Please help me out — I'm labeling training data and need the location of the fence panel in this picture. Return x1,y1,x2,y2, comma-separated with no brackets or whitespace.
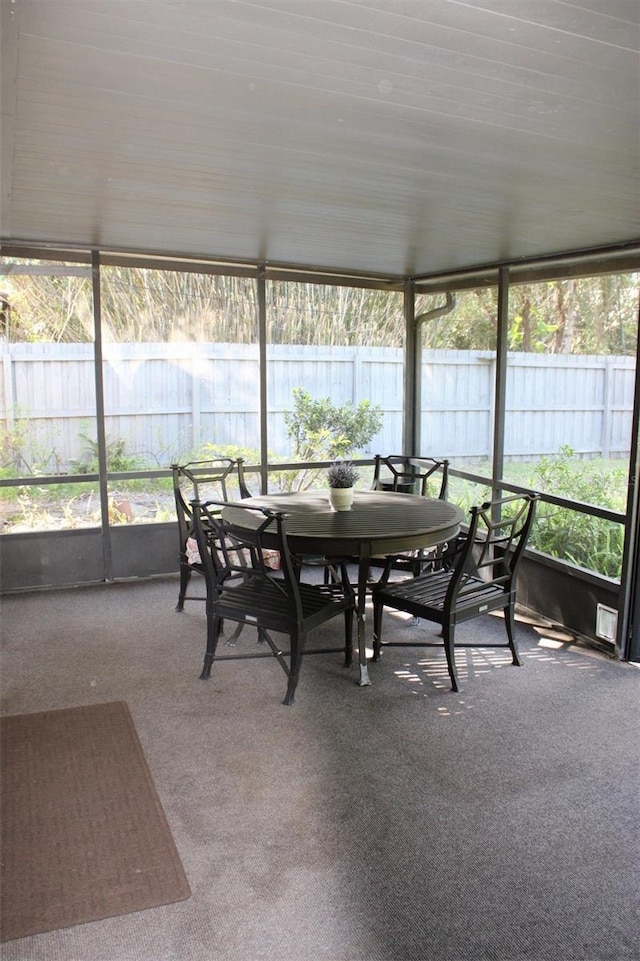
504,354,631,460
0,343,635,472
420,350,494,459
2,343,97,472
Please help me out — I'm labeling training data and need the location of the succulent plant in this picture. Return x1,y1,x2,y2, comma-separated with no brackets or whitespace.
327,461,360,488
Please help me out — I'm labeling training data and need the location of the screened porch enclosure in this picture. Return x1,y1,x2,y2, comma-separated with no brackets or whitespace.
0,251,638,665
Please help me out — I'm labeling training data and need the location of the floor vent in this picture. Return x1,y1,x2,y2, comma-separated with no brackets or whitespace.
595,604,618,642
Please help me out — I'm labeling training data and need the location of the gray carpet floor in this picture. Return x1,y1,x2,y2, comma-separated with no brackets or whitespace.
1,575,638,961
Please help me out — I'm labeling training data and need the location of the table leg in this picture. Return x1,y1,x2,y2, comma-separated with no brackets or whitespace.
356,555,372,687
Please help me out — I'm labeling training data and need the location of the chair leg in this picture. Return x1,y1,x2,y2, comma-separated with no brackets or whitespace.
175,559,191,612
283,634,304,706
223,621,244,646
442,623,460,692
283,678,297,706
372,600,383,661
200,611,223,680
343,609,353,667
505,605,522,666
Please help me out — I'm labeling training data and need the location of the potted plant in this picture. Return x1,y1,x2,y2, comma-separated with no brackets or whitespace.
327,461,360,511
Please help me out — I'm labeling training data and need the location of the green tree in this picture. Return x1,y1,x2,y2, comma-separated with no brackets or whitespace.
284,388,382,462
281,388,382,489
416,274,638,355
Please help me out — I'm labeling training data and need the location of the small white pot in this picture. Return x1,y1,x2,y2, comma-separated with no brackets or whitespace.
329,487,354,511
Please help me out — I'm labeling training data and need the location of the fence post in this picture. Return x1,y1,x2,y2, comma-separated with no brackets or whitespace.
191,346,201,451
353,349,363,403
2,344,15,439
602,357,613,458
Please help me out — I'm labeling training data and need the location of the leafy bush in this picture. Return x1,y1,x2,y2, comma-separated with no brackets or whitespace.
74,432,141,473
449,447,627,578
284,388,382,462
0,408,71,476
528,445,626,577
195,391,382,493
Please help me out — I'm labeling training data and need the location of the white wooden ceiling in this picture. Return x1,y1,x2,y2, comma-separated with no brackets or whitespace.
1,0,638,278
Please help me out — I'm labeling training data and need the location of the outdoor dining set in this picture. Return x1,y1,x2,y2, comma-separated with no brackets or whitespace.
172,455,538,705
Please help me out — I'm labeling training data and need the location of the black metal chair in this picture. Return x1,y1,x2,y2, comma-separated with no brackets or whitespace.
372,454,449,498
322,454,451,588
371,493,538,692
171,458,251,612
371,454,451,578
191,499,356,705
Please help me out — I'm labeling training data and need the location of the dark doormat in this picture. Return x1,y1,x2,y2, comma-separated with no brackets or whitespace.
0,701,191,942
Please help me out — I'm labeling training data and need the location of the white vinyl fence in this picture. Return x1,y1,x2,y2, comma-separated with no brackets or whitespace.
0,342,635,472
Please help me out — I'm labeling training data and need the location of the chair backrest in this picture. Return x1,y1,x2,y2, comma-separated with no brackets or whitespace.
171,458,250,547
449,493,538,603
190,498,303,620
372,454,449,500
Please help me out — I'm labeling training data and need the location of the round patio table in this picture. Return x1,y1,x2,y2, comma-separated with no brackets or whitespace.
241,490,464,687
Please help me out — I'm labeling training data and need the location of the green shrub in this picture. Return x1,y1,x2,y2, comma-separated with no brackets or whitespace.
74,432,141,473
284,388,382,462
528,445,626,577
449,447,627,578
